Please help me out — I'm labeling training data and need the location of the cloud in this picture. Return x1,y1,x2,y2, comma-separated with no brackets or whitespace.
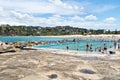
48,0,84,15
0,8,36,25
61,21,118,30
70,15,97,22
70,16,84,22
37,15,118,30
0,0,118,16
10,11,32,20
85,15,97,21
0,8,117,30
49,0,77,10
0,0,84,15
0,9,118,30
104,17,116,23
0,7,3,12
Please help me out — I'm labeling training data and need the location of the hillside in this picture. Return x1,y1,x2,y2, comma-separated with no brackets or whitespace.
0,24,120,36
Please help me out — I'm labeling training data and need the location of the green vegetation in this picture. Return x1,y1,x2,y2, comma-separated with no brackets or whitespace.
0,24,120,36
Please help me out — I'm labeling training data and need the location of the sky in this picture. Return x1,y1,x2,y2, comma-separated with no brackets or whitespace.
0,0,120,30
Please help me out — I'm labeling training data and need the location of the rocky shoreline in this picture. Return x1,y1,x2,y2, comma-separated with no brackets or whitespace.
0,48,120,80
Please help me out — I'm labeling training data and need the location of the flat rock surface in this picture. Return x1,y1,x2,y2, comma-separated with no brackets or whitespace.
0,50,120,80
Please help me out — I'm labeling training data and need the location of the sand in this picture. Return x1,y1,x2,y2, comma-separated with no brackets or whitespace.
40,34,120,40
0,49,120,80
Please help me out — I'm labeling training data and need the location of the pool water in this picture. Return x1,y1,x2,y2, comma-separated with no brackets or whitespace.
33,40,114,51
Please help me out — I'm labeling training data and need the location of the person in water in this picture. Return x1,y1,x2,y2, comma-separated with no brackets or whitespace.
86,43,89,51
66,45,69,51
90,44,93,52
103,43,107,53
114,40,117,49
98,47,102,52
118,44,120,50
95,48,97,52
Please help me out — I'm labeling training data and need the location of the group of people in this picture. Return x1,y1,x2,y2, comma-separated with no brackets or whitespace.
86,43,93,52
86,43,108,53
86,40,120,54
66,39,120,53
114,40,120,50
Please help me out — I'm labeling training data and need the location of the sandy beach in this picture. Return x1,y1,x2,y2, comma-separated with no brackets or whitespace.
41,34,120,39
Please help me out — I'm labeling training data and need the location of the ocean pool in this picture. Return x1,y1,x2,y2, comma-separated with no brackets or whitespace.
0,36,116,51
33,40,114,51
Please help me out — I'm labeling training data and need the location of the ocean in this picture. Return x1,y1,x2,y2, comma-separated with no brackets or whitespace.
0,36,71,42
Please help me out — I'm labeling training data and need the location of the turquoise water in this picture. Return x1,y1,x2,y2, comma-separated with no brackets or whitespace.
33,40,114,51
0,36,115,51
0,36,72,42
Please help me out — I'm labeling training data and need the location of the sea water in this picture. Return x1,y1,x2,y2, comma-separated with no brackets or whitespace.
0,36,115,51
0,36,71,42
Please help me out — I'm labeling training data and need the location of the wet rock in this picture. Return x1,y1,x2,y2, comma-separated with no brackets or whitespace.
81,57,102,61
80,69,96,74
48,74,58,79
